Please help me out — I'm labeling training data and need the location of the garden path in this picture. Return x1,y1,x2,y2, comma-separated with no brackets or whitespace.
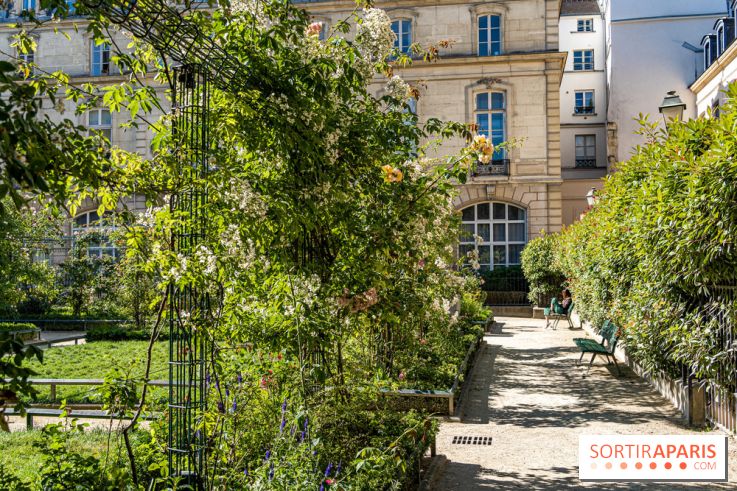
430,316,737,490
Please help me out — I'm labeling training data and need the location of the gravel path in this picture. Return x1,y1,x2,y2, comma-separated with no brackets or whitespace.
431,316,737,490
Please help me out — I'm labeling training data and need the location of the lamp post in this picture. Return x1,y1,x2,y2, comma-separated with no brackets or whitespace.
658,90,687,128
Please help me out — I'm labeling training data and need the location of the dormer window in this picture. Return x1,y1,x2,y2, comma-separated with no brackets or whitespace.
714,18,735,57
702,34,717,70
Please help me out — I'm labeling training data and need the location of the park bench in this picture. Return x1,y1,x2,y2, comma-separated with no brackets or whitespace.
573,319,621,376
26,378,170,402
27,333,86,349
545,301,575,330
3,407,159,430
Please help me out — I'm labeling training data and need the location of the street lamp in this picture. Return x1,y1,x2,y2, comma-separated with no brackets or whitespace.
658,90,687,126
585,187,597,207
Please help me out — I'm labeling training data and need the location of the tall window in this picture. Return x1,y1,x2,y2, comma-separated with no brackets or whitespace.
575,135,596,168
22,0,35,11
91,41,111,76
72,211,119,258
459,202,527,270
66,0,75,14
577,19,593,32
18,47,35,73
717,24,726,55
391,19,411,54
574,90,594,115
475,92,506,161
88,109,112,142
573,50,594,70
478,14,502,56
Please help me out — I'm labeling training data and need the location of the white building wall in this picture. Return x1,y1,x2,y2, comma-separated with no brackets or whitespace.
608,0,725,161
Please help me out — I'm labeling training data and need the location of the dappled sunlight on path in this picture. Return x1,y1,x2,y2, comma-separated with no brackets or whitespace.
431,316,737,490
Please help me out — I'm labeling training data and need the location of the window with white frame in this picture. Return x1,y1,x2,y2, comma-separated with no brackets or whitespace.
459,202,527,270
391,19,411,54
475,92,506,161
88,109,112,143
574,90,594,115
91,41,111,76
21,0,35,11
478,14,502,56
718,24,726,55
575,135,596,168
72,210,119,258
18,47,34,70
573,49,594,70
577,19,593,32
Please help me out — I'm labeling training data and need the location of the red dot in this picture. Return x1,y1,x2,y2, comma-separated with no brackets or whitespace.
680,462,687,470
650,462,657,469
620,462,628,470
665,462,672,470
605,462,613,469
636,462,643,469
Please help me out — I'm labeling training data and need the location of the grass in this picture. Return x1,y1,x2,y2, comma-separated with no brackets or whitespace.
24,341,168,403
0,428,112,484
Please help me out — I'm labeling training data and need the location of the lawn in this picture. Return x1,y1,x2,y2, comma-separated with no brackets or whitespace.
24,341,168,403
0,428,112,484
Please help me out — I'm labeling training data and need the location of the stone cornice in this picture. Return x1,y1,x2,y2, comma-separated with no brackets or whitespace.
691,40,737,94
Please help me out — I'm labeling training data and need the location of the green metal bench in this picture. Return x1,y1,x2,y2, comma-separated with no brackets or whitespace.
545,301,575,330
574,319,621,375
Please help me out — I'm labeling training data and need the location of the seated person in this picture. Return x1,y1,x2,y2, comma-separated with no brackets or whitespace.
549,288,572,315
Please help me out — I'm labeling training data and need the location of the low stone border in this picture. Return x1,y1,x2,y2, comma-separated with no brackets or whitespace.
382,331,486,417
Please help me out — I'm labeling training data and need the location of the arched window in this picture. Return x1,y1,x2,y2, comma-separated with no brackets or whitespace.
72,210,119,259
459,202,527,270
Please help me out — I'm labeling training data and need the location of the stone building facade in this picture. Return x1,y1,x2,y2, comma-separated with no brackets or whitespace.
301,0,566,270
3,1,565,271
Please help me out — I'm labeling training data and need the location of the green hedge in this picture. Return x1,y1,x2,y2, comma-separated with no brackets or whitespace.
86,325,167,342
539,83,737,390
0,322,40,342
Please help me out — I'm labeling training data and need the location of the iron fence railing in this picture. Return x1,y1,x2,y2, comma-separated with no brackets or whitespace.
575,158,597,168
698,285,737,434
473,159,510,177
480,270,530,306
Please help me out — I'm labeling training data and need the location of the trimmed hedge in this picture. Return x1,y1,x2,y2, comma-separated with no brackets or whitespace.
86,325,168,342
532,84,737,390
0,322,40,341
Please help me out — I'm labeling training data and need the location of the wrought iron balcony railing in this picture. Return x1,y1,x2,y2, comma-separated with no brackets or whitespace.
575,158,597,168
574,106,595,115
473,159,510,177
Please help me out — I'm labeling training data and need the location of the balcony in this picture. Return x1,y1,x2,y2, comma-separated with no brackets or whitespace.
575,158,597,168
473,159,510,177
574,106,595,115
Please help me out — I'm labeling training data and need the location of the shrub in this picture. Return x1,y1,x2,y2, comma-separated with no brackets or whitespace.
0,322,39,342
520,231,565,305
86,325,156,342
553,83,737,389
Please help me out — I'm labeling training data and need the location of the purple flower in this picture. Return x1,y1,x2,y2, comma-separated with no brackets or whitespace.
206,373,211,384
312,450,317,456
243,468,248,476
319,484,324,491
226,388,230,397
336,462,342,476
324,462,333,478
217,401,225,413
299,431,305,443
195,429,201,440
265,450,271,461
281,398,287,413
268,463,274,481
290,425,296,436
303,417,309,431
237,373,242,384
232,399,237,412
279,416,286,433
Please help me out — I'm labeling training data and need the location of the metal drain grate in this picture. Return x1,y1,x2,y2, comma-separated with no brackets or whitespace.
451,436,492,445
